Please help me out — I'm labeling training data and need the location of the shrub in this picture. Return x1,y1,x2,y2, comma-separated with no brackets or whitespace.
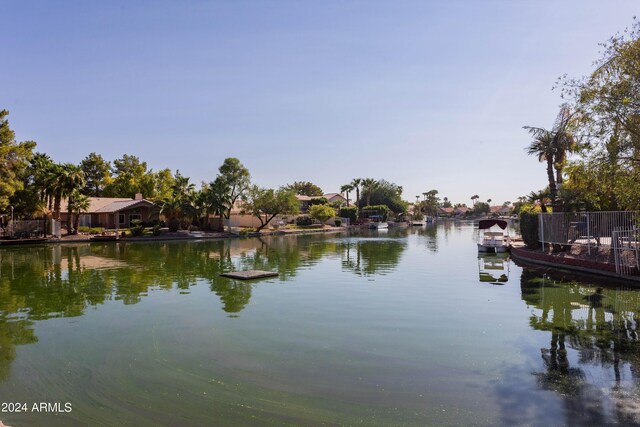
296,216,313,226
130,220,145,237
309,197,328,206
339,206,358,223
309,204,335,224
168,218,180,232
519,211,539,248
152,223,162,236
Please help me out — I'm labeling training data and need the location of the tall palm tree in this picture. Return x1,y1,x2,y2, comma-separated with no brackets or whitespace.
207,177,231,232
361,178,377,206
525,128,557,201
59,164,85,232
350,178,362,206
524,105,578,204
471,194,479,205
340,184,353,207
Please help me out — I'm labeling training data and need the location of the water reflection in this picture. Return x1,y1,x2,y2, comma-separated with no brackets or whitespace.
520,269,640,425
478,254,510,284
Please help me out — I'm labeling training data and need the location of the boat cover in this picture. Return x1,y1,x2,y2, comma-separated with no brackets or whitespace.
478,219,508,230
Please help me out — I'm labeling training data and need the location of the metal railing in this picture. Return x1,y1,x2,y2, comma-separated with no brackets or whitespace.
612,228,640,276
539,211,640,254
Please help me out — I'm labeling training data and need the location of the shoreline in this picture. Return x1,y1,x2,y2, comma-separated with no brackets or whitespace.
510,246,640,284
0,226,349,246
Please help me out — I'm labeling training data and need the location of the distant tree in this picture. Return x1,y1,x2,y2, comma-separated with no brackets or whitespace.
0,109,36,211
244,186,299,231
309,204,336,225
442,197,452,208
217,158,251,224
361,178,378,206
80,152,111,196
285,181,323,197
351,178,362,205
471,195,479,205
357,180,406,213
472,201,490,215
340,184,354,207
487,198,492,205
421,189,440,216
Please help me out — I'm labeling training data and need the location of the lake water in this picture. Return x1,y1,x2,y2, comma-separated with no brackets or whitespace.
1,222,640,426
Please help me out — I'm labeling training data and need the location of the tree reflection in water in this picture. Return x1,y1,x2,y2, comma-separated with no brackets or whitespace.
520,269,640,425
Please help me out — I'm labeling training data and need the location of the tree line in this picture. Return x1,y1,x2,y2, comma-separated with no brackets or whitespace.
523,18,640,212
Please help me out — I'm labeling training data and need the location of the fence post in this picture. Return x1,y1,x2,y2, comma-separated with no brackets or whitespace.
586,212,591,256
539,213,544,251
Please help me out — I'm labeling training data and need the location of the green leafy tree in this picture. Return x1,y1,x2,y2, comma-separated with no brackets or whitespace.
0,110,36,211
559,19,640,210
105,154,151,198
217,158,251,223
284,181,323,197
309,204,336,225
358,180,406,213
244,186,299,231
152,168,175,202
80,152,111,196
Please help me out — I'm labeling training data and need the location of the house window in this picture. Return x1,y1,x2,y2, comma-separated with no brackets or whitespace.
119,214,125,224
129,214,142,223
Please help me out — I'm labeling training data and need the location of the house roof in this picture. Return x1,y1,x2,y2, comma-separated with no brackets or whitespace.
60,197,155,214
295,195,313,201
94,199,155,213
60,197,131,213
323,193,346,201
439,207,454,213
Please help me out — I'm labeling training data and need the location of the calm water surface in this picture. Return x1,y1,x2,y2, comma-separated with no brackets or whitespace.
1,222,640,426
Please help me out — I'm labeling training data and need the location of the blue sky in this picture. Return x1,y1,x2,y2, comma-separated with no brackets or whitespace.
2,1,638,205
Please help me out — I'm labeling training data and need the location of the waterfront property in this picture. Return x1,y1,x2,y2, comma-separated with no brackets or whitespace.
59,193,159,228
1,223,640,426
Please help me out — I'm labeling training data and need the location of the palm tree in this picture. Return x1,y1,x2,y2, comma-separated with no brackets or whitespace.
524,105,578,204
59,164,85,232
525,128,557,201
69,191,90,234
340,184,354,207
471,194,479,205
350,178,362,205
361,178,377,206
207,177,231,232
160,195,184,231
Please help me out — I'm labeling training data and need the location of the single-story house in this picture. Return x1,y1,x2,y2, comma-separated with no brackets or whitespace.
439,207,454,217
60,193,159,229
454,206,469,216
490,205,512,216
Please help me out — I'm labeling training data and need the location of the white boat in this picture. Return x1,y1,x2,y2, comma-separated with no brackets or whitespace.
368,215,388,229
477,219,510,253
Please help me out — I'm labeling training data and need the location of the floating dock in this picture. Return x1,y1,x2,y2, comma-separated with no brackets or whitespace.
220,270,279,280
